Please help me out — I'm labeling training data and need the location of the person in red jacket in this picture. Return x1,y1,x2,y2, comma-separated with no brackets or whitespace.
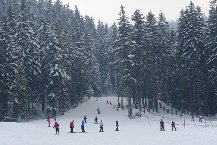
70,120,74,133
171,121,176,131
47,115,51,127
53,122,59,134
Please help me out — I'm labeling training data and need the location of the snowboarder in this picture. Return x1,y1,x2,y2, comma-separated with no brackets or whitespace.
94,116,98,124
81,120,85,132
160,119,165,131
97,108,100,114
171,121,176,131
47,115,51,127
84,115,87,123
70,120,74,133
99,120,103,132
115,120,119,131
53,121,59,134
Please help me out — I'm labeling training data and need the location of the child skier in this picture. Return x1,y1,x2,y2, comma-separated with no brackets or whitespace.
70,120,74,133
53,121,60,134
171,121,176,131
99,120,103,132
94,116,98,124
115,120,119,131
81,120,85,132
47,115,51,127
160,119,165,131
84,115,87,123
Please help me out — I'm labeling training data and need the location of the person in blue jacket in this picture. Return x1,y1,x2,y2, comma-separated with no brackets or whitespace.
81,120,85,132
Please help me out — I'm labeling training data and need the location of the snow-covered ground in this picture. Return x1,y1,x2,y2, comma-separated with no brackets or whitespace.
1,97,217,145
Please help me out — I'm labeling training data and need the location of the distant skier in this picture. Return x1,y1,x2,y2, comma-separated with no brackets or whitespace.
97,108,100,114
160,119,165,131
115,120,119,131
99,120,104,132
106,100,109,104
81,120,85,132
47,115,51,127
171,121,176,131
199,115,202,123
84,115,87,123
94,116,98,124
53,121,60,134
110,101,112,105
70,120,74,133
192,115,194,122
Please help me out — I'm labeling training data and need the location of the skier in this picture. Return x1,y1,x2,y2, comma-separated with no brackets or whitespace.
99,120,103,132
160,119,165,131
47,115,51,127
199,115,202,123
53,121,60,134
106,100,109,104
81,120,85,132
115,120,119,131
171,121,176,131
110,101,112,105
192,115,194,122
94,116,98,124
70,120,74,133
97,108,100,114
84,115,87,123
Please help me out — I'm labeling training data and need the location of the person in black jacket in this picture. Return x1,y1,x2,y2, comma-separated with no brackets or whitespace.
115,120,119,131
160,119,165,131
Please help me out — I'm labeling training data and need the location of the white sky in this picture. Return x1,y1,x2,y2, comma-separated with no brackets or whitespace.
60,0,210,25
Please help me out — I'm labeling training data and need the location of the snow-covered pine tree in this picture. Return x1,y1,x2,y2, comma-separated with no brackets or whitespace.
131,9,145,116
116,5,136,117
95,21,111,95
15,0,41,120
206,0,217,115
177,2,207,115
156,12,172,108
143,11,160,112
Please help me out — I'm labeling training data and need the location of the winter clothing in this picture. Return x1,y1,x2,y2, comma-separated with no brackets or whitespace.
171,121,176,131
99,120,103,132
116,121,119,131
160,119,165,131
199,116,202,123
53,122,59,134
84,116,87,123
70,120,74,133
97,108,100,114
81,120,85,132
95,117,98,124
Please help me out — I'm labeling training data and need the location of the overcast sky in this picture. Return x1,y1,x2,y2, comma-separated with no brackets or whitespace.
60,0,210,25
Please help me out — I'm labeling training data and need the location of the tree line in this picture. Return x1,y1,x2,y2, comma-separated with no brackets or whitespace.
0,0,216,121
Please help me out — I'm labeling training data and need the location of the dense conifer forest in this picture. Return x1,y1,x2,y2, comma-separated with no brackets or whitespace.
0,0,216,121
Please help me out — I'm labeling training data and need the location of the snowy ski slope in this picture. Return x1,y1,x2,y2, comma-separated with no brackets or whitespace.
0,97,217,145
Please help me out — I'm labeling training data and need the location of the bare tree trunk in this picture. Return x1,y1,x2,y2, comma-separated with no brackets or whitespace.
128,97,132,118
121,96,124,109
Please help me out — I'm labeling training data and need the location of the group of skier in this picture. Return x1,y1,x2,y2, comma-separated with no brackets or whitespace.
160,119,176,131
47,100,179,135
48,117,119,134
